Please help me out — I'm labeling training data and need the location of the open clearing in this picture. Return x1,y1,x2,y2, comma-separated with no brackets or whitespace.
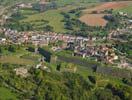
80,1,132,26
115,5,132,13
83,1,132,13
80,14,107,26
0,87,17,100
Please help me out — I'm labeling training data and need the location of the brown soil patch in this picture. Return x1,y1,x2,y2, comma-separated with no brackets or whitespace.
79,14,108,26
83,1,132,13
79,1,132,26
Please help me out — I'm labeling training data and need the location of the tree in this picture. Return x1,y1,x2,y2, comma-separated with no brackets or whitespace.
88,76,96,84
8,45,16,52
95,89,120,100
0,47,3,54
27,46,35,52
43,25,53,32
56,63,61,71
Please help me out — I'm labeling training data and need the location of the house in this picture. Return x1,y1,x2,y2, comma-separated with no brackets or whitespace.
0,38,6,44
52,46,62,52
36,62,51,72
118,12,128,17
118,59,132,70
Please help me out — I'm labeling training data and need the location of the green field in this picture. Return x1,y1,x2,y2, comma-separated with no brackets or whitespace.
0,46,41,66
0,87,17,100
7,0,99,33
21,9,66,33
0,56,36,65
115,5,132,13
55,0,99,7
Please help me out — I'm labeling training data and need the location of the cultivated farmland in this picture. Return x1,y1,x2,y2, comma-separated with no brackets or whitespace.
80,1,132,26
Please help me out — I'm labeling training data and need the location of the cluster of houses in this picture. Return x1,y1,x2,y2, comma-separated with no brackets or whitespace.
72,42,118,64
108,27,132,42
0,28,119,64
0,28,100,45
0,27,131,67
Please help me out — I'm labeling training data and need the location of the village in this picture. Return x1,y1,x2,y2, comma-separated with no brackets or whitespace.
0,0,132,74
0,0,132,99
0,0,132,78
0,24,132,70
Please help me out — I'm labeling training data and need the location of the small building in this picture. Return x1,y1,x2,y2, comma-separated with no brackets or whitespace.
128,20,132,24
36,62,51,72
0,38,6,44
52,46,61,52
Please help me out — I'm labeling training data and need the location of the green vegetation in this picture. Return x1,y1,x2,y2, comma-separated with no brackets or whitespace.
4,0,102,34
21,10,66,32
1,0,132,99
115,5,132,13
0,0,36,6
54,0,99,7
7,7,109,37
0,45,41,65
0,87,17,100
114,42,132,59
0,44,132,100
0,59,132,99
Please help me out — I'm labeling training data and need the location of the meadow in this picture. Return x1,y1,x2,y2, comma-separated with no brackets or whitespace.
0,46,41,66
0,87,17,100
115,5,132,13
54,0,99,7
10,0,99,33
20,9,66,33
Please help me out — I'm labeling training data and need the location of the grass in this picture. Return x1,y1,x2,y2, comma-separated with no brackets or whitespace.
20,10,66,33
0,87,17,100
14,1,99,33
0,47,41,66
20,53,41,61
0,56,36,65
115,5,132,13
55,0,98,7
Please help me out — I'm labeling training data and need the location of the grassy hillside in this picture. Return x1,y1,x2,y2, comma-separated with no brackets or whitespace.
4,0,100,32
20,9,66,32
